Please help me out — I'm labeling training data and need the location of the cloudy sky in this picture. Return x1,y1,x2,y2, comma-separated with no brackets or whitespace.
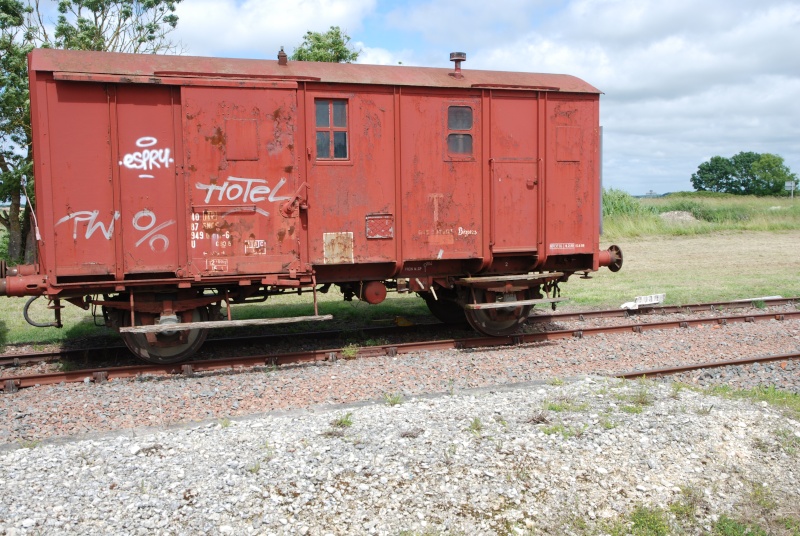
164,0,800,195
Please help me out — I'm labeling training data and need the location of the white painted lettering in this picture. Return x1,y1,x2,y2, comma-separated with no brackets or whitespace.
56,210,120,240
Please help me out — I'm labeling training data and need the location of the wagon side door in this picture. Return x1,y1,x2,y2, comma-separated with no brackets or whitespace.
489,94,539,253
181,85,301,276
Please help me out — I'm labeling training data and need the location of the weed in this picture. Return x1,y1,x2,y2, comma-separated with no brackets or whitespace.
331,412,353,428
544,397,589,412
340,343,360,359
541,423,585,439
670,382,689,399
669,485,703,520
527,411,550,424
218,417,232,428
621,405,644,414
322,429,345,438
383,392,403,406
630,381,654,406
262,441,276,461
629,505,670,536
19,439,41,449
494,415,508,427
599,416,617,429
696,404,714,415
713,514,768,536
547,377,565,386
468,417,483,435
776,428,800,455
246,462,261,474
750,482,777,512
752,299,766,309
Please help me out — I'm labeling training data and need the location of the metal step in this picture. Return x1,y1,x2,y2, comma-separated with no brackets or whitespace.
120,314,333,334
456,272,563,285
464,297,567,310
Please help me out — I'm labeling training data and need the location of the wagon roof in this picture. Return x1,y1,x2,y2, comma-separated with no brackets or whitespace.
29,49,601,94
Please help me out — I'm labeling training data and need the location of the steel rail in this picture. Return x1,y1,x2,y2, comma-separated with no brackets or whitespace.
615,352,800,380
2,309,798,392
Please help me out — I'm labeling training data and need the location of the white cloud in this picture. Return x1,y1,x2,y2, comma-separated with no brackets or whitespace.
173,0,376,58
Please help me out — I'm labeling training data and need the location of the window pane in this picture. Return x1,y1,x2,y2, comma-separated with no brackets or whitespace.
447,133,473,154
333,132,348,159
315,100,330,127
448,106,472,130
316,131,330,158
332,100,347,127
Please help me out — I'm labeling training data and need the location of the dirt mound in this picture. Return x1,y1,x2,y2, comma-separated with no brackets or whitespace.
660,210,698,223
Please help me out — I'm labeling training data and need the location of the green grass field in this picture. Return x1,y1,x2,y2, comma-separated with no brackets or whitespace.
1,192,798,351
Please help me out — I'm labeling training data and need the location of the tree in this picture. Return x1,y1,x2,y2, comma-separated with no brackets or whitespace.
750,153,797,196
690,155,736,193
0,0,182,264
290,26,359,63
691,151,797,196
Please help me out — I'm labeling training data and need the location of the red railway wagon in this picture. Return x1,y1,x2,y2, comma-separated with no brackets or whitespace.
0,49,622,363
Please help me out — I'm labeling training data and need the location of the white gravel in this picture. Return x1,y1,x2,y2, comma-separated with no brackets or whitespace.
0,377,799,535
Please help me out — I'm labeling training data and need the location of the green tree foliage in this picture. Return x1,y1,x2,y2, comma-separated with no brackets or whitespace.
0,0,181,264
290,26,359,63
0,0,34,263
691,151,797,196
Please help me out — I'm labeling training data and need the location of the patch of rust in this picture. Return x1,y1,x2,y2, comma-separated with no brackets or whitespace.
206,127,225,146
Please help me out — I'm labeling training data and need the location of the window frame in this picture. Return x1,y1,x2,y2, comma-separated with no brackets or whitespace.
444,102,477,162
314,97,351,163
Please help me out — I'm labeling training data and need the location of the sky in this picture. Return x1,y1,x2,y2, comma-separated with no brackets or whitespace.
163,0,800,195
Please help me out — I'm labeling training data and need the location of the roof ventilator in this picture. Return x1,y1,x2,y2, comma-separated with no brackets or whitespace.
449,52,466,79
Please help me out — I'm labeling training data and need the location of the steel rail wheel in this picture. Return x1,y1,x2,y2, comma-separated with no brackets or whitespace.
421,288,468,325
120,307,209,364
464,288,532,337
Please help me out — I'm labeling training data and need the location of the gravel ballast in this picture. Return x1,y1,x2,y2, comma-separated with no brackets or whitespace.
0,311,798,534
1,378,799,535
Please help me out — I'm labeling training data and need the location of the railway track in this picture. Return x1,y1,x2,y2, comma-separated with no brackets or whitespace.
2,296,795,369
2,299,798,392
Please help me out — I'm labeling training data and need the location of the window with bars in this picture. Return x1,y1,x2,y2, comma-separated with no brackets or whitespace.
315,99,349,160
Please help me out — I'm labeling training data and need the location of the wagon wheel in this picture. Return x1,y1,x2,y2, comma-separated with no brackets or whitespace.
421,288,468,325
120,307,209,364
464,288,532,337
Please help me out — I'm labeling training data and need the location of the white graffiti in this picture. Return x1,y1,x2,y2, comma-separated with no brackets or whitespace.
195,176,292,205
458,227,478,236
133,209,176,252
56,210,120,240
119,137,174,179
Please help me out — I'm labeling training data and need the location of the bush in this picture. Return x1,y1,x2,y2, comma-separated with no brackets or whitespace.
602,189,657,217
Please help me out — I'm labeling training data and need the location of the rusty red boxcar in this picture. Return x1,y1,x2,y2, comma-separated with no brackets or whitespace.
0,49,622,362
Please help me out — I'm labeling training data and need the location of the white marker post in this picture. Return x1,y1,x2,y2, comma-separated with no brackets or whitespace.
786,180,795,200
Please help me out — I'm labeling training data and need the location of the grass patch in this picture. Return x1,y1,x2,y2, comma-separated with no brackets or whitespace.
467,417,483,435
541,423,586,439
331,412,353,428
383,392,403,406
707,385,800,420
544,397,589,412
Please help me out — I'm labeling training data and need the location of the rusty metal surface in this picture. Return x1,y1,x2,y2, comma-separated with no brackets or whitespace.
29,49,601,93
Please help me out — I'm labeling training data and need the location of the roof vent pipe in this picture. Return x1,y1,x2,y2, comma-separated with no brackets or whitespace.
278,46,288,66
449,52,466,79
